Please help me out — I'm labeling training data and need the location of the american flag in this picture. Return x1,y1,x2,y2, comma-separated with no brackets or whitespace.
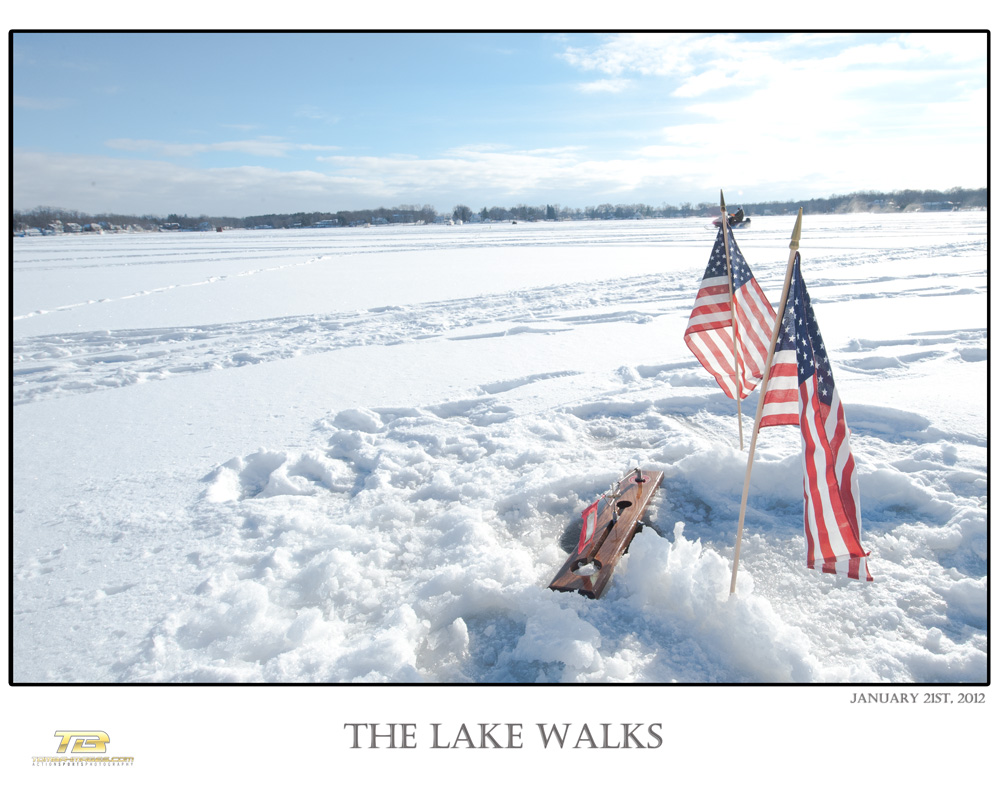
684,227,776,400
760,254,871,581
577,498,600,554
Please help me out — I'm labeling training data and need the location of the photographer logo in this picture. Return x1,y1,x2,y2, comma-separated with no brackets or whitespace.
33,730,134,767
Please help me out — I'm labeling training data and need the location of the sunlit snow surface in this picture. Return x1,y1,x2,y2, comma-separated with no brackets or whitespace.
12,213,986,683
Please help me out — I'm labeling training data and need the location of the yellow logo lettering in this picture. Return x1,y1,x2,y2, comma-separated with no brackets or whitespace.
54,731,110,754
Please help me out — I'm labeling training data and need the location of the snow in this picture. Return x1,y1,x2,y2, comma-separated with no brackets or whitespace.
12,213,987,686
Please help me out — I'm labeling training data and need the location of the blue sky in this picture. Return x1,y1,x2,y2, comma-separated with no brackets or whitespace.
12,31,987,217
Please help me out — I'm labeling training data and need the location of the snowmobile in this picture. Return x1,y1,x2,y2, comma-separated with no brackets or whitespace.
712,206,751,228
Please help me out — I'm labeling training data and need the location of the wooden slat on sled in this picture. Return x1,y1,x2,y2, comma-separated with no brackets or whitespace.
549,469,663,599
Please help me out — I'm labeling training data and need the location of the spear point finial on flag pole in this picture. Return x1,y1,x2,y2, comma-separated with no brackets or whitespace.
720,189,726,212
789,207,803,251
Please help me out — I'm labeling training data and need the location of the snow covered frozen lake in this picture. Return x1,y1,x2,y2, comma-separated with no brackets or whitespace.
12,212,987,683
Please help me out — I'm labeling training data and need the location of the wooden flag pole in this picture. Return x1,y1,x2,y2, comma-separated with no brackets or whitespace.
720,190,744,450
729,208,803,595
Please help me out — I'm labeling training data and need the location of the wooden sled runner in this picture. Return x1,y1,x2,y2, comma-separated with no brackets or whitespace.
549,468,664,599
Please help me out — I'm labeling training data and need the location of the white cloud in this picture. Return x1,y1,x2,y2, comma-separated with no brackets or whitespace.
896,32,988,63
671,68,755,98
105,138,341,158
17,145,676,215
560,32,986,102
13,150,360,216
316,145,592,200
560,32,725,78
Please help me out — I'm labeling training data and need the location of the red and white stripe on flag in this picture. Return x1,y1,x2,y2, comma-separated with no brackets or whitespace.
800,370,871,581
759,346,799,427
684,229,776,401
577,498,600,554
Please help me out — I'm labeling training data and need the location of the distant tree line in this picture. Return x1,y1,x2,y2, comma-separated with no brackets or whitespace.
476,187,987,221
13,188,986,233
755,187,987,216
11,206,248,232
243,204,439,229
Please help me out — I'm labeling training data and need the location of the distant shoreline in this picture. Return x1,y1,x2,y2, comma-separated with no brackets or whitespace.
12,188,988,235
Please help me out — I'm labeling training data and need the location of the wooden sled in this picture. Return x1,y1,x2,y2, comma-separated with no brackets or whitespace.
549,468,664,599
